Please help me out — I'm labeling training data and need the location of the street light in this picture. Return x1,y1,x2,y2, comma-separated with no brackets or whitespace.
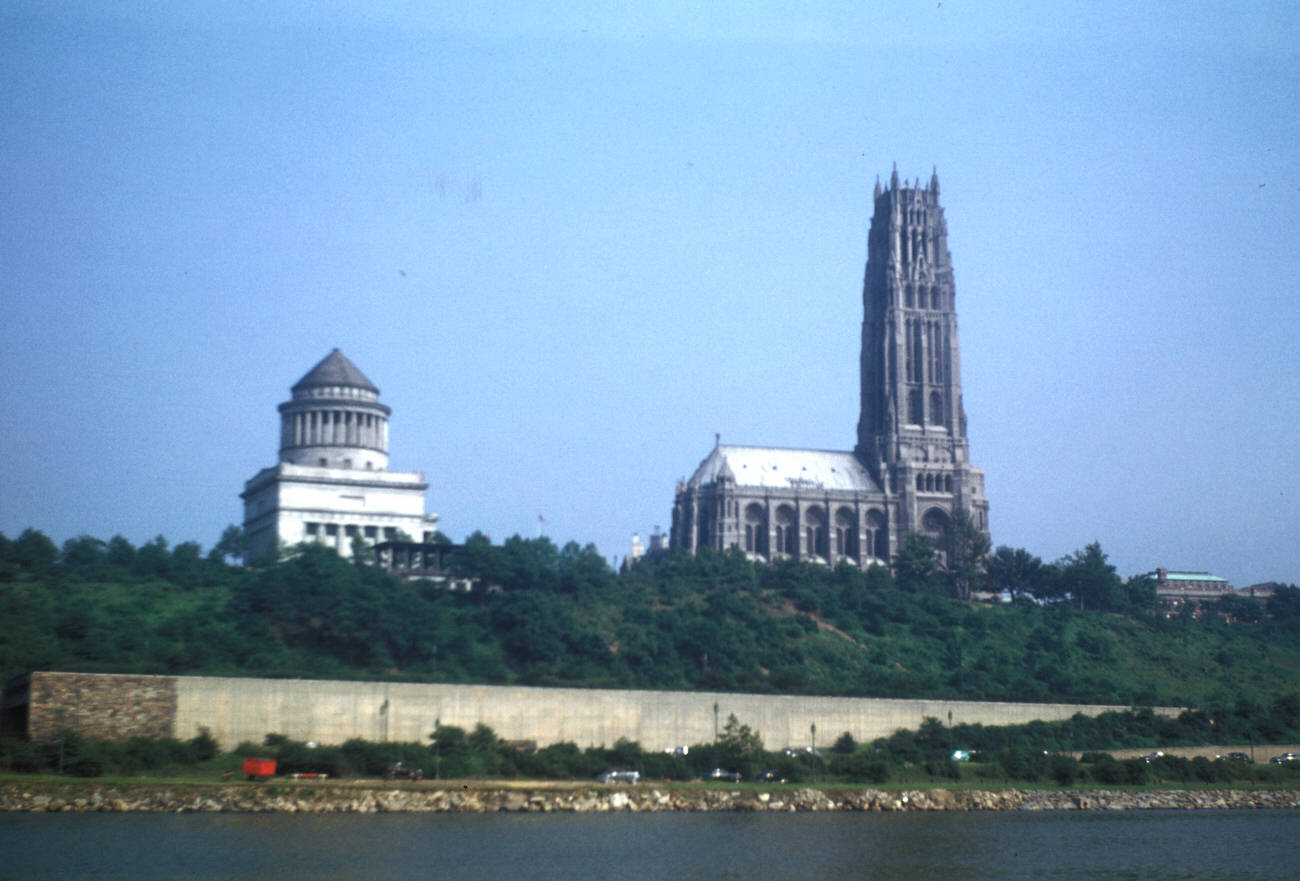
433,716,442,780
811,723,817,784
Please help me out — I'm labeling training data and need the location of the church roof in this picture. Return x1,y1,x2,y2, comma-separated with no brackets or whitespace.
688,444,882,493
292,349,379,394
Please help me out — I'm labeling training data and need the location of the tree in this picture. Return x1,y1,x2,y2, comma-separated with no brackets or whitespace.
1216,593,1263,623
10,529,58,572
936,508,990,600
210,525,249,565
718,713,763,769
1056,542,1122,612
61,535,108,571
893,532,938,592
832,731,857,754
986,546,1043,601
1266,585,1300,620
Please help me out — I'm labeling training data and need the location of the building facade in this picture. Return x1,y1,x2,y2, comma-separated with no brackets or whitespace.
671,169,988,567
241,349,439,560
1148,568,1233,614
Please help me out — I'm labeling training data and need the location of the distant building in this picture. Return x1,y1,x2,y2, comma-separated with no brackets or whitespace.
241,349,439,561
621,527,669,573
1149,568,1233,613
671,169,988,568
371,540,474,590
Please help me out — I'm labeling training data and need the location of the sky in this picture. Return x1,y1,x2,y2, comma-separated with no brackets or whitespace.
1,1,1296,587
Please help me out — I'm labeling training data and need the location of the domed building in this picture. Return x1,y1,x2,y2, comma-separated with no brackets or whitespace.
240,349,439,561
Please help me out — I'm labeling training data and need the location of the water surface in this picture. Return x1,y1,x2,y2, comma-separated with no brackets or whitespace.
2,809,1297,880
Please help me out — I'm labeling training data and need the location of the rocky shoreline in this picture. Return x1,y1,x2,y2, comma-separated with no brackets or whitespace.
3,782,1299,814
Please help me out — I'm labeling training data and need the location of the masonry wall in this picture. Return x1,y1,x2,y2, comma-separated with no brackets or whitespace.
27,672,177,742
24,672,1182,750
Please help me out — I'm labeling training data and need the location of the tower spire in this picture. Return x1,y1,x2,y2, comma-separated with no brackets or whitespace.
855,167,987,547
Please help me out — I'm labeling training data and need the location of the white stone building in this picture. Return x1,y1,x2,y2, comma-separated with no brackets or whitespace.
241,349,439,561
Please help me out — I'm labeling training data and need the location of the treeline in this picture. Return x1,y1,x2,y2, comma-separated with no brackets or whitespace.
7,710,1300,788
2,528,1299,711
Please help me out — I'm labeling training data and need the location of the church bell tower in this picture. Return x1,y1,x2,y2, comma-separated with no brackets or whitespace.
854,167,988,542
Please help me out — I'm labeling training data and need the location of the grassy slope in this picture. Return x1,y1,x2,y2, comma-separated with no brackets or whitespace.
2,546,1298,714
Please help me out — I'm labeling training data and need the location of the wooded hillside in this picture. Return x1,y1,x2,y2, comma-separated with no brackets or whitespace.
2,528,1298,719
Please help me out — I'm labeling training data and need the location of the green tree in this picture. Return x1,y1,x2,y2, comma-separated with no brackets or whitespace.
11,529,58,572
893,532,938,592
1056,542,1123,612
718,713,763,770
210,525,249,564
937,508,990,600
986,546,1043,601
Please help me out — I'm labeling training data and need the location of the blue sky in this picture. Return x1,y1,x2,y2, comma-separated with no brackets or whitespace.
2,2,1296,587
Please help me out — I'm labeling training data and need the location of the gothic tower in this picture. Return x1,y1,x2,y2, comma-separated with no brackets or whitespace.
854,167,988,542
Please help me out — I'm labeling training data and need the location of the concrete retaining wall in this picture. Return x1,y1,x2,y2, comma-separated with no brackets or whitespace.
24,672,1183,751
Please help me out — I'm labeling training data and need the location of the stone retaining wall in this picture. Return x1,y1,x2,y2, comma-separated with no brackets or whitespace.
2,782,1298,814
27,673,176,742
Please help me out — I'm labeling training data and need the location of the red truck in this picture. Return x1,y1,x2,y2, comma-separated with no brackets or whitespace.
242,757,277,781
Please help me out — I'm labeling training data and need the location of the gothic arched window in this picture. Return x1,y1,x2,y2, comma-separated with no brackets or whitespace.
866,510,887,559
774,505,797,556
834,507,857,559
805,506,828,559
908,390,923,425
929,391,944,425
744,503,767,556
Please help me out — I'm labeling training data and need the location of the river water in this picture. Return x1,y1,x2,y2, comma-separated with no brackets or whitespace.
1,809,1297,880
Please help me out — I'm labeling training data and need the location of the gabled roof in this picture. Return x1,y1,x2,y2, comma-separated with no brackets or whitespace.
688,444,881,493
292,349,379,394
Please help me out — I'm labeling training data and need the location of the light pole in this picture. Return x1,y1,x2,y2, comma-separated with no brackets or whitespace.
434,716,442,780
713,702,719,744
811,723,817,784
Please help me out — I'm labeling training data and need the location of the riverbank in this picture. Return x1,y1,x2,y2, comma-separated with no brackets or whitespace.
3,781,1299,813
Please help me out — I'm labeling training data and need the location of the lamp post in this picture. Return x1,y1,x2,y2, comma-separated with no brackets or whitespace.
811,723,817,784
713,702,719,744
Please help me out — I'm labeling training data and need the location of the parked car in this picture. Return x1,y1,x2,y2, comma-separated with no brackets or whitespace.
752,769,786,783
707,768,743,783
596,769,640,784
1215,752,1251,763
384,762,424,781
1269,753,1298,765
1139,752,1165,763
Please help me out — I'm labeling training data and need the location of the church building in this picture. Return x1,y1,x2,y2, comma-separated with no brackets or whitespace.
241,349,439,561
670,169,988,567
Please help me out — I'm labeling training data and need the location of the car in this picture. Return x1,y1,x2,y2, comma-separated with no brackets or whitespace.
1215,752,1251,763
706,768,742,783
384,762,424,781
1269,753,1298,765
1139,752,1165,764
752,769,786,783
596,769,640,784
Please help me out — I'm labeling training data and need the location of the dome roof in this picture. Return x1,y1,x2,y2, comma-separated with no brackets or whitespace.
292,349,379,394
